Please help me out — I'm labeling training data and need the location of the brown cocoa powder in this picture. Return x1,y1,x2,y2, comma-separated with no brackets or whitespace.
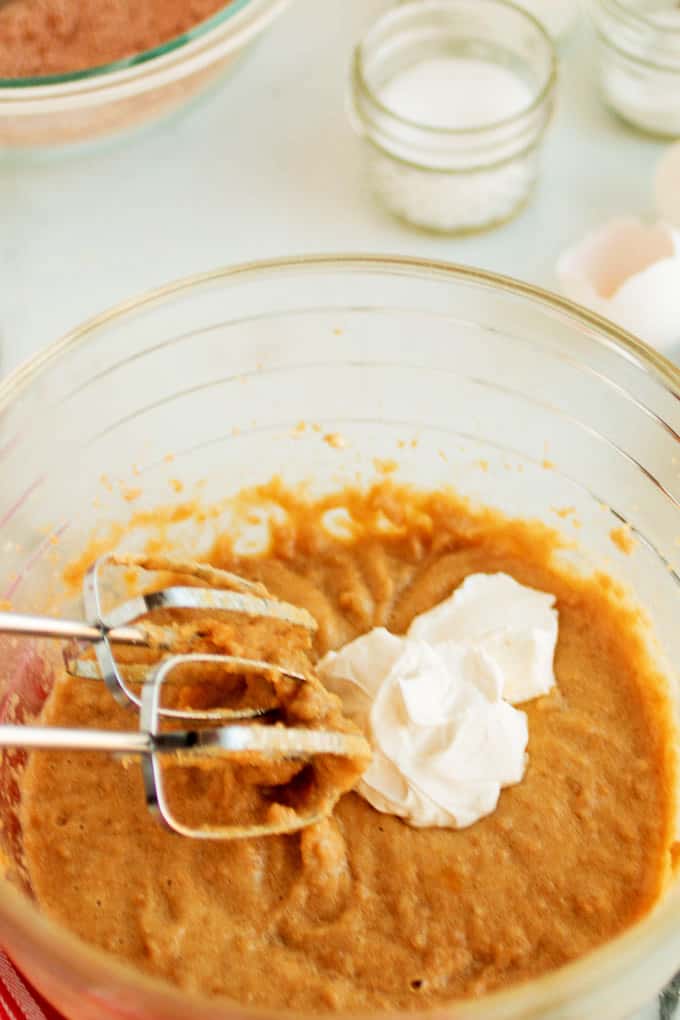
0,0,232,78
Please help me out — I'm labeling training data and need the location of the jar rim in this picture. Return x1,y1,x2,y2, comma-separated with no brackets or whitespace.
599,0,680,36
597,27,680,75
352,0,557,139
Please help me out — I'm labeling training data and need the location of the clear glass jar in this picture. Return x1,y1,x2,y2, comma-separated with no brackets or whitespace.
593,0,680,137
348,0,556,235
0,254,680,1020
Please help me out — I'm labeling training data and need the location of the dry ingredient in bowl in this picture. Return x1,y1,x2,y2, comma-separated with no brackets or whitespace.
0,0,232,78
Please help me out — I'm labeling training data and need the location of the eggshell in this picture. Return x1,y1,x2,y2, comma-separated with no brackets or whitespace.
655,143,680,228
556,217,680,353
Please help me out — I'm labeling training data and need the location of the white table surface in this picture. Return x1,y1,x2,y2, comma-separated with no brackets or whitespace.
0,0,673,376
0,3,675,1016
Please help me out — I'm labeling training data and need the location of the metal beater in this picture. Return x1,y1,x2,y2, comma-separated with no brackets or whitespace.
0,553,370,839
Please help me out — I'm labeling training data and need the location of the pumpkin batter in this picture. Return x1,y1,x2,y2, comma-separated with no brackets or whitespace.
20,483,677,1012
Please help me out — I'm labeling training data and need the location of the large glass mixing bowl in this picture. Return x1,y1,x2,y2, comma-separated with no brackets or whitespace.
0,255,679,1020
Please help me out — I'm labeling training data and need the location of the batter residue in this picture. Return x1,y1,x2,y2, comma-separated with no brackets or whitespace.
20,483,677,1012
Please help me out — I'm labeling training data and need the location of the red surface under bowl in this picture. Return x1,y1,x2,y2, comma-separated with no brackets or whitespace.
0,951,62,1020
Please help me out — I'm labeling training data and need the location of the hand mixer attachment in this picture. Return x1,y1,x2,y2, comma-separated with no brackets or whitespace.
1,552,319,720
0,554,371,839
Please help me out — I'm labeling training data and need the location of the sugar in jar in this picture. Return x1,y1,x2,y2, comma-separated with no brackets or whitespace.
348,0,557,235
593,0,680,137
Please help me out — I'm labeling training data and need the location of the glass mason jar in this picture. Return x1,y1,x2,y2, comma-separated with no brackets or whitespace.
348,0,557,235
593,0,680,138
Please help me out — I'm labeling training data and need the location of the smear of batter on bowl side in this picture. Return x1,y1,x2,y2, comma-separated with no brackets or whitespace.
610,524,635,554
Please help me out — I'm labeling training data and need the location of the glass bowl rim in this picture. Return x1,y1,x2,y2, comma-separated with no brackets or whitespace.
1,252,680,1020
0,253,677,410
0,0,256,88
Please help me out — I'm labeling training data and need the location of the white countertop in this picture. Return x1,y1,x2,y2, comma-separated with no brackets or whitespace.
0,4,675,1016
0,0,673,375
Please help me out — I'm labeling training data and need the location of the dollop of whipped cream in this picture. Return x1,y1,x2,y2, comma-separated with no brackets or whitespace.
318,573,558,830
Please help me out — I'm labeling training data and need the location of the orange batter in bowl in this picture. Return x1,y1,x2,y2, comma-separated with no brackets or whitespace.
19,483,678,1012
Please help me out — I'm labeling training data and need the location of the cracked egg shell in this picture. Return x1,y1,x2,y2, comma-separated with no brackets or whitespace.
556,217,680,353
